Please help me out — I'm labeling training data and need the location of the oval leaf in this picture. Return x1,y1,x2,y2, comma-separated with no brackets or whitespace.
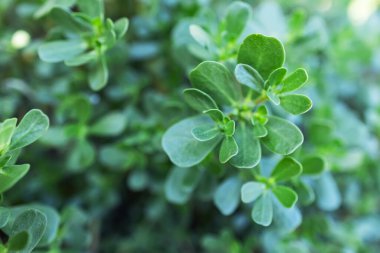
183,88,218,112
190,61,242,105
262,116,303,155
272,185,298,208
238,34,285,79
241,182,265,203
279,94,312,115
38,40,87,63
230,123,261,168
10,109,49,151
270,157,302,182
162,116,222,167
252,192,273,226
281,68,308,93
213,177,241,215
219,136,238,163
234,64,264,92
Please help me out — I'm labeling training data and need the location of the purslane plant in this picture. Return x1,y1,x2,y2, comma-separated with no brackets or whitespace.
162,33,313,226
37,0,128,90
162,34,311,169
0,110,59,252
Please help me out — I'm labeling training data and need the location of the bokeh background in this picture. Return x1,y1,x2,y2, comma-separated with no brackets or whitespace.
1,0,380,252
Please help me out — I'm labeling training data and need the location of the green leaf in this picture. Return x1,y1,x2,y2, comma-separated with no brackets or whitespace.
165,167,201,204
90,112,126,137
191,124,221,142
281,68,308,93
183,88,218,112
67,139,95,171
89,55,109,90
262,116,303,155
64,51,97,66
50,7,92,33
224,120,235,136
315,172,341,211
230,123,261,168
252,192,273,226
252,105,268,125
213,177,241,215
162,116,223,167
10,110,49,151
241,182,265,203
223,1,251,41
0,207,10,228
38,40,87,63
189,24,212,49
302,156,326,175
219,136,238,163
266,67,287,88
234,64,264,92
270,157,302,182
77,0,104,18
0,118,17,154
7,231,29,251
190,61,241,105
8,209,47,253
238,34,285,79
0,164,30,194
272,186,298,208
114,17,129,39
2,205,60,247
203,109,224,123
279,94,312,115
267,90,280,105
253,124,267,138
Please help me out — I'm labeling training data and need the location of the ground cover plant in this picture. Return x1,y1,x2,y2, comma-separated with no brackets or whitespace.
0,0,379,252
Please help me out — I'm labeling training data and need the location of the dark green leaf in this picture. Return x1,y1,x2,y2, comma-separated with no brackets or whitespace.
302,156,326,175
224,120,235,136
238,34,285,79
266,67,287,88
270,157,302,182
272,185,298,208
281,68,308,93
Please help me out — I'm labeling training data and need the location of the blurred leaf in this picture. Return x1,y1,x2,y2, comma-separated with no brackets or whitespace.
38,40,87,63
213,177,241,215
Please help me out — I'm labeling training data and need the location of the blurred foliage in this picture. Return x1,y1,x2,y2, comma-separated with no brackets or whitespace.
0,0,380,252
